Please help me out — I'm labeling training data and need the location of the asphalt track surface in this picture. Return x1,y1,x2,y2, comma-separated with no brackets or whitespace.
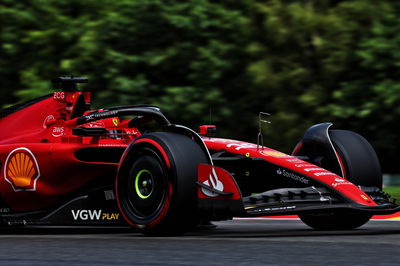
0,219,399,265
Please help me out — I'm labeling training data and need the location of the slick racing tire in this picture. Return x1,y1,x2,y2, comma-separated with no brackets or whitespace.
328,130,382,189
116,132,208,235
299,130,380,230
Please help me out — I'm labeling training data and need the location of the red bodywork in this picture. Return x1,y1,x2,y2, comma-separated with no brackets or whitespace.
0,85,396,221
0,91,135,211
201,138,375,206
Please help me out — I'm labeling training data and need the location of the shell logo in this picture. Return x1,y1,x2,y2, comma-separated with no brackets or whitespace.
4,148,40,192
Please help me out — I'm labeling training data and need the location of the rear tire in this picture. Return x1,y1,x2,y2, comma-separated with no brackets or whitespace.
116,132,208,235
299,129,380,230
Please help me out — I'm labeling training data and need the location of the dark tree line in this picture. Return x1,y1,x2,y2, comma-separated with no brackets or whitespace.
1,0,400,172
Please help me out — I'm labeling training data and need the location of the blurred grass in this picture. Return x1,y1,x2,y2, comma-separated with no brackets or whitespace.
383,186,400,199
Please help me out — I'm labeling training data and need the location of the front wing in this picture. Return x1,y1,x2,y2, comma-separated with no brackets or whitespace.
197,164,400,220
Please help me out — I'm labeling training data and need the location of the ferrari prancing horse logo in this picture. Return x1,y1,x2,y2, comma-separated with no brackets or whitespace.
4,148,41,192
112,118,119,126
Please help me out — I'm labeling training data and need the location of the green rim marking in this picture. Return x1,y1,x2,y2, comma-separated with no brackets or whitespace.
135,169,153,199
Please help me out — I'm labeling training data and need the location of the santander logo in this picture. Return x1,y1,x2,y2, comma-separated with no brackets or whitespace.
201,167,224,197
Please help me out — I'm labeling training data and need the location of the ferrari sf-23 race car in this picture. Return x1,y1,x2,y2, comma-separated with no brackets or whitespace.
0,77,398,234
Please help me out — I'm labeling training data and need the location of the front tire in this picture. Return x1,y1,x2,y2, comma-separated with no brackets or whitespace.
116,132,208,235
329,130,382,189
299,210,372,230
298,129,380,230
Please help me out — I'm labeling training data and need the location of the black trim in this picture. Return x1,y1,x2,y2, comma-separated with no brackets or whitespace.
73,127,107,137
75,147,125,163
71,94,88,119
243,203,400,217
0,94,52,119
52,77,88,92
76,107,170,126
105,105,160,111
293,122,342,176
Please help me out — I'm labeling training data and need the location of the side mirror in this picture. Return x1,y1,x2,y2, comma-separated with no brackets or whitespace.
199,125,216,137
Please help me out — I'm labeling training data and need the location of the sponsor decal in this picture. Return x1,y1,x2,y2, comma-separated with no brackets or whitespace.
332,181,353,187
202,167,224,197
43,115,55,128
88,120,105,128
207,138,234,143
248,206,296,212
226,143,257,151
304,168,322,172
85,110,118,122
265,206,296,211
98,144,126,147
112,118,119,126
260,151,289,157
4,148,41,192
53,91,66,101
286,159,302,162
0,208,10,213
71,210,120,221
126,129,139,135
314,172,336,177
295,164,315,168
334,177,346,182
102,213,120,220
361,195,369,200
52,126,65,137
72,210,101,220
276,168,309,184
104,190,115,200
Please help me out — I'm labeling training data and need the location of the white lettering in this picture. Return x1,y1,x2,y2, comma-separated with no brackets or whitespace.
89,210,102,220
52,127,65,137
226,143,257,151
71,210,79,220
71,210,103,221
295,164,315,167
54,92,65,100
332,182,353,187
304,168,322,172
80,210,88,220
276,169,309,184
314,172,335,177
286,159,302,162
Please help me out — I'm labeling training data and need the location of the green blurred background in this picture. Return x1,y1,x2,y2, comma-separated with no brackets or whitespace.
1,0,400,178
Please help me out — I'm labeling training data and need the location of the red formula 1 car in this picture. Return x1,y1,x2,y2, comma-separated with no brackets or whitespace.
0,77,398,234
